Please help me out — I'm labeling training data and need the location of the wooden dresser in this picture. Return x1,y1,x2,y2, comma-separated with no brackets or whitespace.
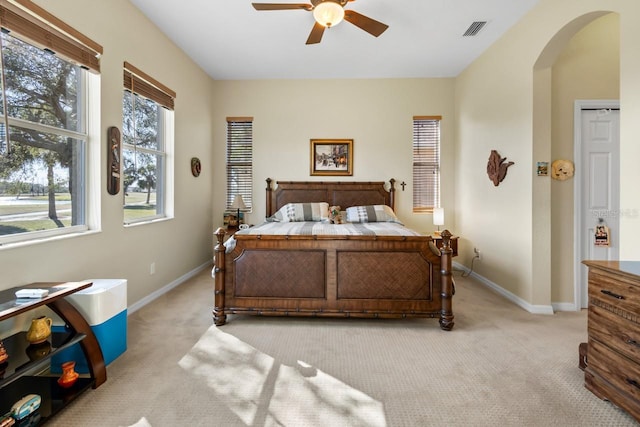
582,260,640,422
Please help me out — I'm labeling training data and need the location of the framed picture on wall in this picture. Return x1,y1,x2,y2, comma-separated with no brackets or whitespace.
537,161,549,176
310,139,353,176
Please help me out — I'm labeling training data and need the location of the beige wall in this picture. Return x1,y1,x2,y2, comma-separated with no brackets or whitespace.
550,14,620,303
211,79,456,233
0,0,215,307
455,0,639,311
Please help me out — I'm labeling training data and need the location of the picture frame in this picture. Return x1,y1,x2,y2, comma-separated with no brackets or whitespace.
310,139,353,176
536,161,548,176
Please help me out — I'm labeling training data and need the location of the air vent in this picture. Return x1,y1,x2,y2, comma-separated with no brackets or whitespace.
463,21,487,37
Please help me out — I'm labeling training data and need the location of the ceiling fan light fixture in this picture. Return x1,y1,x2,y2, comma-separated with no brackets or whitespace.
313,1,344,28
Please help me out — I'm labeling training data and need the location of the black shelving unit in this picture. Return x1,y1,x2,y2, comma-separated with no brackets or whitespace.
1,331,86,387
0,282,106,425
0,376,93,423
0,331,93,422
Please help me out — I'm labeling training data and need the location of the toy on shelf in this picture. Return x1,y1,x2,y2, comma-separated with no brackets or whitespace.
10,394,41,421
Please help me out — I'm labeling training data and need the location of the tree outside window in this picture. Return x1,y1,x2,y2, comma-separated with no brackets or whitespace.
122,84,167,223
0,32,89,241
121,63,174,225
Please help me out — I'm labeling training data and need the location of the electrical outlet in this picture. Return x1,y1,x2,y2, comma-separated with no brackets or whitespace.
150,262,156,275
473,247,481,260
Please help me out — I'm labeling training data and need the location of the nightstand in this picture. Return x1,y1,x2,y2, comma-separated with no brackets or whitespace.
225,224,252,240
430,234,459,257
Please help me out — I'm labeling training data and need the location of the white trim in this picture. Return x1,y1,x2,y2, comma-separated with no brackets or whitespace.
573,100,619,311
0,228,98,250
127,261,211,315
552,302,578,312
453,262,554,315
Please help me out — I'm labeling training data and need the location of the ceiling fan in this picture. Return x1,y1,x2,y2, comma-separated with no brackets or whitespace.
252,0,389,45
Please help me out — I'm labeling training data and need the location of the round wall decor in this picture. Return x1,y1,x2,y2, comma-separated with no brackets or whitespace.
551,159,574,181
191,157,201,177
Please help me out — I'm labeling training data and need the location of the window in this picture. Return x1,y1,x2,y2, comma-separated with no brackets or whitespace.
0,1,101,245
226,117,253,212
412,116,441,212
122,62,175,224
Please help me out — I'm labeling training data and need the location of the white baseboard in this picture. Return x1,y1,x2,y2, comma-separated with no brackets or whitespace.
453,261,555,315
127,261,211,315
552,302,579,312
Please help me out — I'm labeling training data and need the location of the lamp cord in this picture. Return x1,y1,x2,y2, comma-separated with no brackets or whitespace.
461,255,479,277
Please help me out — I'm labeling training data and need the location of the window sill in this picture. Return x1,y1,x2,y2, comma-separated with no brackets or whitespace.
124,216,173,228
0,229,100,252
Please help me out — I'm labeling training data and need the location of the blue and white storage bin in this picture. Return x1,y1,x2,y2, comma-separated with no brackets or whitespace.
51,279,127,373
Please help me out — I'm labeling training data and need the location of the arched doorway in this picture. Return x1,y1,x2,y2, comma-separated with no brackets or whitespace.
532,12,620,311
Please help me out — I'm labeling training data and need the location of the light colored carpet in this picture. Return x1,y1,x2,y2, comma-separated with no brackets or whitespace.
49,269,638,426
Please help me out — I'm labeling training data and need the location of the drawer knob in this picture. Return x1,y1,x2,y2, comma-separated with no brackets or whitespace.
601,289,625,299
626,378,640,390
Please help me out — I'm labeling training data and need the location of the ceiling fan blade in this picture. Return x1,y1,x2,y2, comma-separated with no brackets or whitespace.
252,3,313,11
310,0,353,6
344,10,389,37
306,21,325,44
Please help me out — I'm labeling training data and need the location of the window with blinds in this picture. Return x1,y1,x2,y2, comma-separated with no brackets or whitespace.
226,117,253,211
412,116,441,212
122,62,175,224
0,0,102,245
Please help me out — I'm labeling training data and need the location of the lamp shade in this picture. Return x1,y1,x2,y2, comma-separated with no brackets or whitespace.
433,207,444,226
231,194,247,211
313,1,344,27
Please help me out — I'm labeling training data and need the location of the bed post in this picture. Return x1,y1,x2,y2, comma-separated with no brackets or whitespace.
438,229,455,331
266,178,273,217
213,227,227,326
388,178,396,211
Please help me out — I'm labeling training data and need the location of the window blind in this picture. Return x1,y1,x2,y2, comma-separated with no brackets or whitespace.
226,117,253,210
123,62,175,110
0,0,102,72
413,116,441,212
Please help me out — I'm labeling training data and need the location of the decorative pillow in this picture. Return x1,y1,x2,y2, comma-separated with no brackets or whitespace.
267,202,329,222
345,205,401,223
328,206,344,224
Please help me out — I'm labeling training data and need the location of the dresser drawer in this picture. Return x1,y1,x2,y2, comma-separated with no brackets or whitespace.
589,270,640,314
588,339,640,401
589,303,640,362
585,369,640,421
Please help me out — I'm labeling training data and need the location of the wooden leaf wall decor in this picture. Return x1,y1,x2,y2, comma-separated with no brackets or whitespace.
487,150,514,186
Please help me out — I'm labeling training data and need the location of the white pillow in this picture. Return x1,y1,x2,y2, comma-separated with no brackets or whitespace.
345,205,401,224
267,202,329,222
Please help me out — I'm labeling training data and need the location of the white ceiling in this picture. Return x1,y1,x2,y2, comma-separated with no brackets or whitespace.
129,0,540,80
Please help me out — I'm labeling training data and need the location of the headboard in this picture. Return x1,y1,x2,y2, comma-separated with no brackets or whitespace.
265,178,396,217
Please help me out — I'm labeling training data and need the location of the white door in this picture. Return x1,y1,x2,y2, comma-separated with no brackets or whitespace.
576,103,620,308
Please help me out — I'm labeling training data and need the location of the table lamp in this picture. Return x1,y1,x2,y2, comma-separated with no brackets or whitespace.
231,194,247,225
433,207,444,235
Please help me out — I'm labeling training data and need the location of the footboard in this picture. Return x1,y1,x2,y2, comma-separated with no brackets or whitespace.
213,228,455,330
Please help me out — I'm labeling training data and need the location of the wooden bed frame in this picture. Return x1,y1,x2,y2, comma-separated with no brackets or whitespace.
213,179,455,330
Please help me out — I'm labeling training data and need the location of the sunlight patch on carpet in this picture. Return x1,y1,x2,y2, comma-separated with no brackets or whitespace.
179,325,386,426
120,417,152,427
